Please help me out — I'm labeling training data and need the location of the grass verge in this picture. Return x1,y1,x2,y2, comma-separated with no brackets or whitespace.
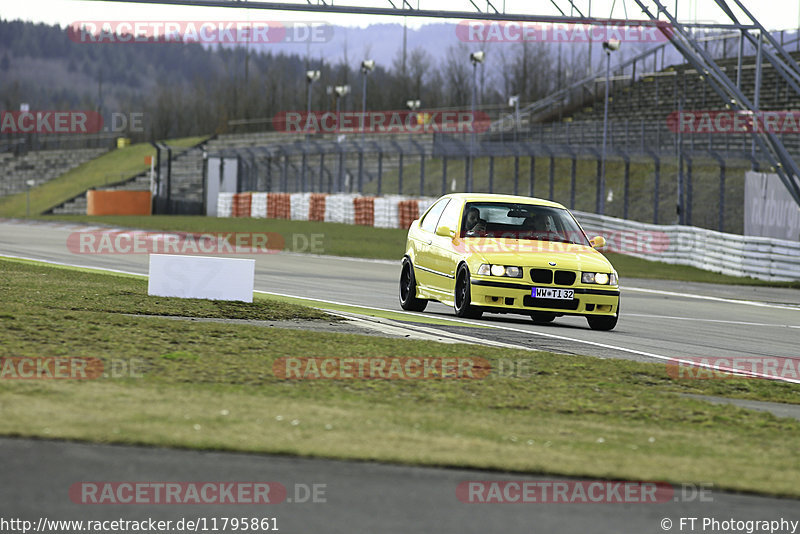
1,258,799,497
0,136,208,217
34,215,800,289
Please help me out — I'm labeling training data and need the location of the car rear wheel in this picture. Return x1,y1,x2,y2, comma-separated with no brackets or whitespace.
530,312,557,324
399,258,428,312
454,266,482,319
587,314,618,331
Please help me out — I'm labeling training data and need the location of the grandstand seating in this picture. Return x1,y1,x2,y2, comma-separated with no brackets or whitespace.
0,148,107,199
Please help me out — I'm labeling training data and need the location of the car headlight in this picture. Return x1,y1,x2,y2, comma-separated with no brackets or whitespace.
478,264,522,278
582,272,615,285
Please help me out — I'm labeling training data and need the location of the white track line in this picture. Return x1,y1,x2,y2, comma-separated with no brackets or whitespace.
255,290,800,384
624,286,800,311
4,254,798,384
626,313,800,329
328,310,536,351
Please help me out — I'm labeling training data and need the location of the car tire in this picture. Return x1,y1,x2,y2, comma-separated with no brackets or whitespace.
399,258,428,312
454,265,483,319
530,312,557,324
586,314,618,331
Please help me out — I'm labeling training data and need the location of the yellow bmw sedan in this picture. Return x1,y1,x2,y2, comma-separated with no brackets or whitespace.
399,193,620,330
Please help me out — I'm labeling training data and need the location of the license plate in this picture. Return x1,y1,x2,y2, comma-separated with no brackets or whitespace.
532,287,574,300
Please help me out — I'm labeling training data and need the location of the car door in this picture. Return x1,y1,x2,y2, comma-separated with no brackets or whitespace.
412,198,450,291
429,198,464,297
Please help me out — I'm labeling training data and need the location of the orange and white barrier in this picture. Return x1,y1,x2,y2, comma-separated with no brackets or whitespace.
353,197,375,226
217,192,235,218
308,193,327,221
216,192,436,229
267,193,291,219
232,192,252,217
290,193,311,221
250,192,268,218
324,194,357,225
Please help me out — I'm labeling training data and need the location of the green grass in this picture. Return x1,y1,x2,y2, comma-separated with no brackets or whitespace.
0,136,208,217
35,215,800,289
1,258,800,497
363,154,750,234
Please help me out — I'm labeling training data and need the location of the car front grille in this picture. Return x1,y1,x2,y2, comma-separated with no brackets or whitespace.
530,269,576,286
530,269,553,284
554,270,576,286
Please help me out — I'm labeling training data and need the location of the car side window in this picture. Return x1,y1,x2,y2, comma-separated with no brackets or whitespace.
436,199,462,234
420,199,449,233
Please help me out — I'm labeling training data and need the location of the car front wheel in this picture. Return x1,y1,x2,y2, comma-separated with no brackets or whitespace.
399,258,428,312
454,266,482,319
530,312,557,324
586,314,618,331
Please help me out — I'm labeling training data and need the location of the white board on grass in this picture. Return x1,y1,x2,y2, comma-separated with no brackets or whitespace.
147,254,255,303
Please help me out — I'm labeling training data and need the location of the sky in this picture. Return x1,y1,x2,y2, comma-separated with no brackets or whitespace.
1,0,798,31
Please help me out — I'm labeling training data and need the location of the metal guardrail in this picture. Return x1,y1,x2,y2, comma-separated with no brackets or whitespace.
575,210,800,282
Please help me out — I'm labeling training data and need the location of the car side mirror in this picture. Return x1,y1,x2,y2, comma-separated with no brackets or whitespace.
590,236,606,249
435,225,454,238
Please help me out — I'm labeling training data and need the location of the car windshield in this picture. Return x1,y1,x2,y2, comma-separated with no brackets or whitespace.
460,202,589,245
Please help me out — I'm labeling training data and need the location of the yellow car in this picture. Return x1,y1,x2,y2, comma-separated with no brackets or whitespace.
399,193,620,330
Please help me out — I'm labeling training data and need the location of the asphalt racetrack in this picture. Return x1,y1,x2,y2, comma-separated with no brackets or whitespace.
2,219,800,533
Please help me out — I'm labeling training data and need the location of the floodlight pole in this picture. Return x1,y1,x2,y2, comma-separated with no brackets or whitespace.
600,40,619,216
468,51,484,193
470,61,477,192
360,60,374,142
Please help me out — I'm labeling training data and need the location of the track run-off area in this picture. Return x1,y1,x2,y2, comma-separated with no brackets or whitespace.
2,219,800,533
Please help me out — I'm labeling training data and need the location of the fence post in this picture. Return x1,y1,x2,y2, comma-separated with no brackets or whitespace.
420,153,425,197
685,153,693,226
284,153,290,193
529,155,535,196
301,147,308,193
464,156,471,193
513,154,520,196
442,157,448,195
398,151,404,195
570,153,576,209
488,156,494,193
357,146,364,194
708,150,726,232
647,151,661,224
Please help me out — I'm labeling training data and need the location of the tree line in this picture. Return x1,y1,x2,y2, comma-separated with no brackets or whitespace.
0,18,590,142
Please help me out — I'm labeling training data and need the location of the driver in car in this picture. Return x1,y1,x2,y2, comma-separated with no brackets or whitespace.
464,207,487,235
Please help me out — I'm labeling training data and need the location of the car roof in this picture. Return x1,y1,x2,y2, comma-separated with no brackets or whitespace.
436,193,567,210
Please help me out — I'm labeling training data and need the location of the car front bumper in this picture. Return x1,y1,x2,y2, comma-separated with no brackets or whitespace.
470,278,619,316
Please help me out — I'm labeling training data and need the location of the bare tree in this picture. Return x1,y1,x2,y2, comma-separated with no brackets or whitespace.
442,43,471,107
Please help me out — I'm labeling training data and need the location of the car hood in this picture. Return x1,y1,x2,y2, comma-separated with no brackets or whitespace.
457,237,614,272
